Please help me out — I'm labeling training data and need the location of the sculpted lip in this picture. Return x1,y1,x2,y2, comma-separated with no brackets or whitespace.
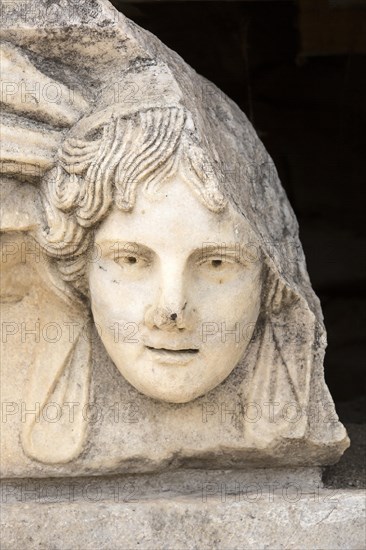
145,346,199,354
144,345,200,365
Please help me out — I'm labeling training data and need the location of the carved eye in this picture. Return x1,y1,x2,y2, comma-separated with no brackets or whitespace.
211,259,222,268
202,257,227,269
196,253,244,282
198,256,227,269
121,255,138,265
114,254,148,268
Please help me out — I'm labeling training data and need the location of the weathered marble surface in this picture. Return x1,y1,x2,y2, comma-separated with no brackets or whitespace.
0,0,348,477
1,469,365,550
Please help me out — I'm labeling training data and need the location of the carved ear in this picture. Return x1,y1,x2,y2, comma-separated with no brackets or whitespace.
21,321,92,464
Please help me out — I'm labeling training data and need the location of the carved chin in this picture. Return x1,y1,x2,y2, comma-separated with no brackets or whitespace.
109,350,241,405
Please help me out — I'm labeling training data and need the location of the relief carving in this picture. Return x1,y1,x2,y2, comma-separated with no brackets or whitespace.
0,1,349,474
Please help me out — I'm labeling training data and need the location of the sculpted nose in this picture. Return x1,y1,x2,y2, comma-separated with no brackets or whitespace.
144,267,191,331
148,305,187,331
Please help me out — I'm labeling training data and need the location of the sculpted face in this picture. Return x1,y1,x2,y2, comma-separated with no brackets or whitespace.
88,177,262,403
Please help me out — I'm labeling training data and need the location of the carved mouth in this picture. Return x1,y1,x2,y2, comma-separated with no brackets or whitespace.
146,346,199,354
145,346,199,365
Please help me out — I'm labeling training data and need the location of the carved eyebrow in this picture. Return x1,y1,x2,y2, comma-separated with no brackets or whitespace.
197,243,241,255
197,243,262,267
97,240,154,258
201,243,239,249
192,244,242,262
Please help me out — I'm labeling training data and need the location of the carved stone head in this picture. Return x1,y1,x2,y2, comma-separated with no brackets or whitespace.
38,106,265,403
0,1,348,471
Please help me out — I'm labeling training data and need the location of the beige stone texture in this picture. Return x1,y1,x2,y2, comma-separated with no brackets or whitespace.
1,469,365,550
0,0,348,477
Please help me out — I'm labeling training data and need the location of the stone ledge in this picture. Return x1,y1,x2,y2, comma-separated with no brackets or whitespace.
0,467,323,501
1,483,365,549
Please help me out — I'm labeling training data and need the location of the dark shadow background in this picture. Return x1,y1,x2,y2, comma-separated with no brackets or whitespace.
111,1,365,422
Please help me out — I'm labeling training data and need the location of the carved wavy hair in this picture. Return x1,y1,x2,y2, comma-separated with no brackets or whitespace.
38,106,226,296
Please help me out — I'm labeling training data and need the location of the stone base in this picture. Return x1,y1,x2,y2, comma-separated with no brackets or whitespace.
1,469,365,549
